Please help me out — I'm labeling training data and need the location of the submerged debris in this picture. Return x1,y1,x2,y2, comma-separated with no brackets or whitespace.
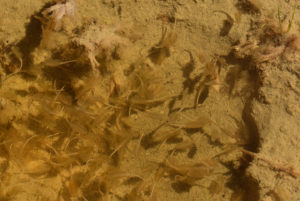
42,0,76,30
36,0,76,49
233,16,300,65
0,0,254,200
72,24,132,71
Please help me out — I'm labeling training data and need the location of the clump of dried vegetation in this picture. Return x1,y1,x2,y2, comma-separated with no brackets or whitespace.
233,3,300,66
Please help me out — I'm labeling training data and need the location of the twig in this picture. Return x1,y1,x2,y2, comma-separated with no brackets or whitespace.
241,149,300,178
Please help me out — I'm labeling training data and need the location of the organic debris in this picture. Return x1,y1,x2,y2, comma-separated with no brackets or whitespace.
233,15,300,65
0,0,257,200
36,0,76,49
72,24,133,71
242,149,300,178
